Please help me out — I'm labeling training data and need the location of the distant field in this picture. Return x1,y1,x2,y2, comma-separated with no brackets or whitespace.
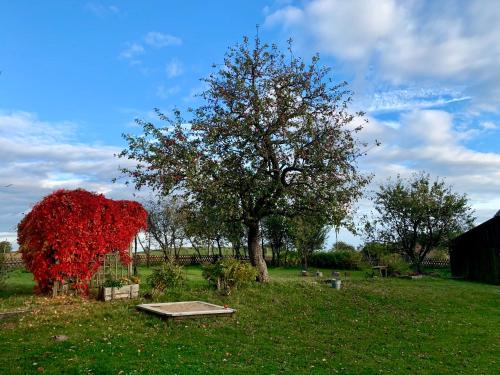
1,266,498,374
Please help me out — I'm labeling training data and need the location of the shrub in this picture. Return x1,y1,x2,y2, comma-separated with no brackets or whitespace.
308,251,364,270
147,262,185,295
17,189,147,295
282,251,300,267
379,254,410,276
202,258,257,294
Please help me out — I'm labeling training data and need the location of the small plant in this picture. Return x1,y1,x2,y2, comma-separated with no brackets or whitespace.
130,275,141,284
202,258,257,295
147,262,185,295
103,276,127,288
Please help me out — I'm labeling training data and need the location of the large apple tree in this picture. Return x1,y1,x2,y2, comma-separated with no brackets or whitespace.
118,36,370,281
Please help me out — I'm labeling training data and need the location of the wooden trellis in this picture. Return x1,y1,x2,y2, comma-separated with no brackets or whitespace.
90,245,134,288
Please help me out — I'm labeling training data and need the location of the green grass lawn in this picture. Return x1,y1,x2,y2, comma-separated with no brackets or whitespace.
0,266,499,374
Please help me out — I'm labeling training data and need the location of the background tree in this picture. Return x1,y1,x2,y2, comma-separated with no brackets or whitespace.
365,173,474,272
292,214,329,270
222,220,247,258
360,241,392,264
0,240,12,254
118,36,370,281
262,215,293,266
145,196,187,260
136,231,153,268
331,240,356,252
183,202,226,257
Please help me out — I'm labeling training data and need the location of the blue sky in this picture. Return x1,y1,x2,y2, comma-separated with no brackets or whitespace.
1,0,500,248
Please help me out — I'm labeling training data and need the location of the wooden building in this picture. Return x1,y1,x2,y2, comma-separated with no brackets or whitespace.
450,214,500,284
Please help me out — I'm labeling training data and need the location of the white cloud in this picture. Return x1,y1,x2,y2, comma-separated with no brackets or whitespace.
266,0,500,111
156,84,181,99
332,108,500,245
481,121,498,130
119,42,145,60
120,32,182,67
165,59,184,78
85,2,119,17
363,87,470,114
265,0,401,60
359,109,500,222
144,32,182,48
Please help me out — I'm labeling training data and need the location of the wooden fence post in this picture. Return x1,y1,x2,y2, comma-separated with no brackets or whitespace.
128,243,133,278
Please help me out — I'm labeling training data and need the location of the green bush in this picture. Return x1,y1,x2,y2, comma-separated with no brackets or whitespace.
147,262,185,295
379,254,410,276
202,258,257,294
308,251,364,270
331,241,356,252
282,251,300,267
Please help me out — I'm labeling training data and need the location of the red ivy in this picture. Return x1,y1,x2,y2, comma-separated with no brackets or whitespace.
17,189,147,295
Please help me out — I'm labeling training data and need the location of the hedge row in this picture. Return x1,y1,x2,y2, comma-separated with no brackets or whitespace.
308,251,364,270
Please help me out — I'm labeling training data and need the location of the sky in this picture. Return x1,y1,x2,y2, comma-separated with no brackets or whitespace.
1,0,500,249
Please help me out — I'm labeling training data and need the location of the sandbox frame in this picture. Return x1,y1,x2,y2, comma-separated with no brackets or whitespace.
136,301,236,319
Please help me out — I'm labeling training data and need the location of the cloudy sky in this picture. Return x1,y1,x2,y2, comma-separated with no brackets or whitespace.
1,0,499,248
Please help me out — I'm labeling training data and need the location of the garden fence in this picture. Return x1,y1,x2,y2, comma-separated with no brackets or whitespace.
2,253,450,270
419,258,450,268
2,258,24,271
132,254,252,266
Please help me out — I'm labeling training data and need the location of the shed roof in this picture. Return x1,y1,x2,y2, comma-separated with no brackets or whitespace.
453,215,500,243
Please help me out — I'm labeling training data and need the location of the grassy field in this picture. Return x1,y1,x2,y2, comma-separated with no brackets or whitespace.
0,266,499,374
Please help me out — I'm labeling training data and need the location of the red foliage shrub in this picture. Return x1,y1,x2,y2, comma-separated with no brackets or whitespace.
17,189,147,295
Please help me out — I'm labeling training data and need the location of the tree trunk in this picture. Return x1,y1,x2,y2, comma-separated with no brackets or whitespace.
408,253,421,273
189,238,202,256
247,221,269,282
415,262,422,273
216,238,222,257
233,241,240,258
271,244,276,266
261,231,266,259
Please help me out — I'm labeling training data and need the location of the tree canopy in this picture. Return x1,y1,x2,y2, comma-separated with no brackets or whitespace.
331,241,356,252
0,240,12,253
118,36,370,281
365,173,474,271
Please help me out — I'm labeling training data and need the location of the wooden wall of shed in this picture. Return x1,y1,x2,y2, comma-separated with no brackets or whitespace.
450,217,500,284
